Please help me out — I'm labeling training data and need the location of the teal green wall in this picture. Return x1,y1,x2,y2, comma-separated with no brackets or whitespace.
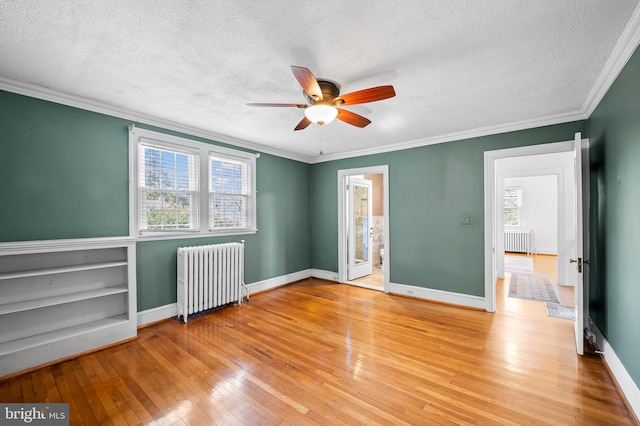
0,91,311,311
310,121,586,296
588,44,640,385
136,154,311,311
0,91,129,240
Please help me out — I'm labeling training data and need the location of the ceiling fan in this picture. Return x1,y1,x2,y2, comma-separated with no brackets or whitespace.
247,66,396,131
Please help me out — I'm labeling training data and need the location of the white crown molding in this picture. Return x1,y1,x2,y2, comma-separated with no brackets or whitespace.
0,74,586,166
0,77,313,164
310,4,640,165
3,1,639,168
583,2,640,117
0,74,591,165
310,110,586,163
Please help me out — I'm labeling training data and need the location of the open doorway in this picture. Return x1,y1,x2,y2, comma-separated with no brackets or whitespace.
338,166,390,292
500,172,575,315
484,135,590,355
496,150,576,305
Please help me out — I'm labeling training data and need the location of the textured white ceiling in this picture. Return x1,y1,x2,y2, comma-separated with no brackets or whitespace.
1,1,639,161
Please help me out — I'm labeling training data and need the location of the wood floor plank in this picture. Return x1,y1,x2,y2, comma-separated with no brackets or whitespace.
52,362,94,426
136,335,252,425
29,370,50,404
81,355,140,426
0,379,9,402
0,275,635,425
8,375,22,401
39,369,62,405
18,374,35,402
69,359,113,425
147,329,285,425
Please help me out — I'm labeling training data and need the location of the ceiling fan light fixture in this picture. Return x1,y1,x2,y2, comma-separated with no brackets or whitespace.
304,104,338,125
248,66,395,130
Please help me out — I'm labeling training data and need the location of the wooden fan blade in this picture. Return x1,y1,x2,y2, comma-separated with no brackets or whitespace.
336,108,371,128
334,85,395,106
294,117,312,131
291,66,323,101
247,103,307,108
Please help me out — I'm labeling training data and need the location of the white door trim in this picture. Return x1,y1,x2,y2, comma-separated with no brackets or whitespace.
338,165,390,292
484,141,574,312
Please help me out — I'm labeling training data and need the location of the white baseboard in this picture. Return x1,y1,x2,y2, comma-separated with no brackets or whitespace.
588,318,640,420
603,339,640,420
534,248,557,255
389,282,486,310
245,269,311,294
137,269,314,327
137,303,177,326
311,269,339,281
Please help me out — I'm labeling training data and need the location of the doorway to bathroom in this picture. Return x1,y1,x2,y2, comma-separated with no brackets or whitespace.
337,165,389,292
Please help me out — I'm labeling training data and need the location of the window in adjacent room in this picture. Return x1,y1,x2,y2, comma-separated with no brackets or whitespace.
129,126,257,239
504,187,522,226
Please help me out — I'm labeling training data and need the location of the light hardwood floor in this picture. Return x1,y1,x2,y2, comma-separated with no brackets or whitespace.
349,266,384,290
1,276,635,425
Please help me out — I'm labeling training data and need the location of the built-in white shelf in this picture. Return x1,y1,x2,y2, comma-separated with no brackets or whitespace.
0,315,128,357
0,261,127,281
0,237,137,377
0,285,128,315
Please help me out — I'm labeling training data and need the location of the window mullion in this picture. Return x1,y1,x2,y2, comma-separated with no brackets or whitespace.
199,147,209,232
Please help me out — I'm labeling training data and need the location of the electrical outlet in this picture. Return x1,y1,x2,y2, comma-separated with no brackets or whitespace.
407,289,414,296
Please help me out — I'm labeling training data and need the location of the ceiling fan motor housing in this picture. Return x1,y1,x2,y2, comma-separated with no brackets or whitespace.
305,80,341,105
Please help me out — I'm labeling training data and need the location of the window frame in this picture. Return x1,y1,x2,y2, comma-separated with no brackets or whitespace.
503,186,523,227
209,153,252,231
129,126,258,240
138,141,201,232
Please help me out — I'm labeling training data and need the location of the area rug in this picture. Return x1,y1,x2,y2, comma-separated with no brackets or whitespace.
508,274,559,303
504,255,534,274
547,303,575,320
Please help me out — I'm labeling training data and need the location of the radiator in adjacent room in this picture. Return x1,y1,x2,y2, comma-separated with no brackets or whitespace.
177,241,247,323
504,230,532,254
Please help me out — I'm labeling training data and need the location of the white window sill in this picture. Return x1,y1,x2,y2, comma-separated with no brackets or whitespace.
135,229,258,242
504,227,531,233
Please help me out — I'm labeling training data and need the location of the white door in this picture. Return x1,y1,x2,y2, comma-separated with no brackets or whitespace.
348,177,373,280
571,132,585,355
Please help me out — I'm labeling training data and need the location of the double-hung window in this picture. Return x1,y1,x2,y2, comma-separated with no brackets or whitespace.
139,143,199,231
209,155,251,230
129,126,257,239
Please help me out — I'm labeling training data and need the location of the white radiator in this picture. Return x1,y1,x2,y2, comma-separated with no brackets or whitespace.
504,230,531,254
177,241,247,323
